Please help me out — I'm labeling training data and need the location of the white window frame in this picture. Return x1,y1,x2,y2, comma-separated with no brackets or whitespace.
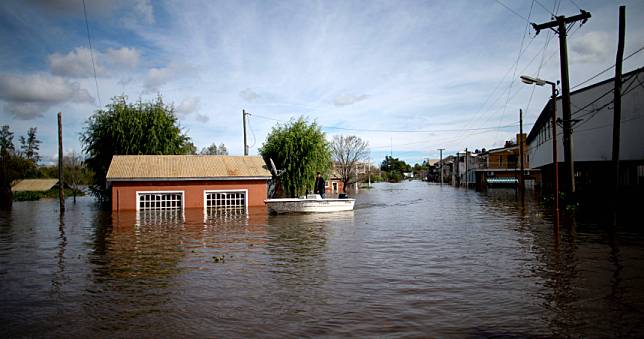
203,189,248,214
136,190,185,212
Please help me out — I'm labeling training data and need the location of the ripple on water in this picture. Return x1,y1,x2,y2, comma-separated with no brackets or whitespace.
1,183,644,337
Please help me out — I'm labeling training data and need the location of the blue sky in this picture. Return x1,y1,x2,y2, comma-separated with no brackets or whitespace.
1,0,643,165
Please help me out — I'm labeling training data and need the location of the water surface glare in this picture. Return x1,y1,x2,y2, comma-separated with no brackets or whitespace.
1,181,643,337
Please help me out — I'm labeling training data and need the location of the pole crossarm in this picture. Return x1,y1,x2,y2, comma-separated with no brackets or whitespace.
531,10,591,35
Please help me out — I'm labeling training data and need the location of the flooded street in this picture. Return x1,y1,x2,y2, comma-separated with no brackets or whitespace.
1,181,643,337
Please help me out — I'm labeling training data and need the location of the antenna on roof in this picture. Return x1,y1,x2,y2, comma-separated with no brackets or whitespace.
269,158,285,176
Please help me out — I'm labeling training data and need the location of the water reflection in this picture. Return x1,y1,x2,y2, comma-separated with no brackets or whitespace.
1,185,643,337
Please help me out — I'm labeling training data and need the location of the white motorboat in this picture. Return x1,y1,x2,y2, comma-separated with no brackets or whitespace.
264,194,355,214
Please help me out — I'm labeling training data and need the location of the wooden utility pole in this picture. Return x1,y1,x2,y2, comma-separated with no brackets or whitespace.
532,10,591,195
58,112,65,213
464,148,468,189
612,6,625,199
242,110,249,155
519,109,525,192
438,148,444,185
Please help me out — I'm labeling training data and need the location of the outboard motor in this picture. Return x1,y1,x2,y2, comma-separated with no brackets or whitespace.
338,193,348,199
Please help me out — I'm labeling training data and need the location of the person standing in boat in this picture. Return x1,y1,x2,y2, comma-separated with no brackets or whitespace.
314,172,326,199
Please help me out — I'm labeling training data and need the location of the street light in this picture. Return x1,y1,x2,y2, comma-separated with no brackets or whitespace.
520,75,560,227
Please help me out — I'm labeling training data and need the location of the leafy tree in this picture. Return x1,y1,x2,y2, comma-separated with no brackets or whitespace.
0,125,14,157
380,156,411,182
200,142,229,155
259,117,331,197
182,141,198,155
330,135,369,192
217,143,228,155
0,125,39,204
19,127,40,163
81,95,191,200
1,125,15,204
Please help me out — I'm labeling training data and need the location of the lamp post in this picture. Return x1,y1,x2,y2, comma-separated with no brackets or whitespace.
520,75,560,227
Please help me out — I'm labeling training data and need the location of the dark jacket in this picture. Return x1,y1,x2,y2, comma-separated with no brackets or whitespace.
314,176,326,194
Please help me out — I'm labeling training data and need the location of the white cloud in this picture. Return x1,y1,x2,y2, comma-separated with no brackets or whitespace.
194,113,209,123
133,0,154,24
119,0,155,28
144,66,175,91
0,73,94,119
143,64,196,92
334,94,369,107
240,88,259,102
105,47,140,69
571,31,612,63
176,97,200,116
48,46,141,78
48,47,105,78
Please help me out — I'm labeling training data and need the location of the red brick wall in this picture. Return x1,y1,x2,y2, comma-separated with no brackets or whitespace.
326,179,344,193
111,180,268,211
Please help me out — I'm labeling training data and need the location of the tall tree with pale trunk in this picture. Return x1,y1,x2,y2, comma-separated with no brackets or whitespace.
331,135,369,193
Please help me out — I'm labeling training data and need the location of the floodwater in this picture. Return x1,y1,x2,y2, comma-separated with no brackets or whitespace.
1,181,643,338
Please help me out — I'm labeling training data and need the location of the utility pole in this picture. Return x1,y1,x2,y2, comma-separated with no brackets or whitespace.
368,158,371,188
464,148,468,189
532,9,591,195
519,109,525,192
612,5,625,203
58,112,65,213
242,109,249,155
438,148,444,185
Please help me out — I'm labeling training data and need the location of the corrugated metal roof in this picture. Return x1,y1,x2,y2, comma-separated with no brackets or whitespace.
106,155,272,181
11,179,59,192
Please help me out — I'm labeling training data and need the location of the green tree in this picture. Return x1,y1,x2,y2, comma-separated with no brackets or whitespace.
19,127,41,163
330,135,369,192
380,156,411,182
0,125,38,204
200,142,229,155
182,141,198,155
259,117,331,197
1,125,15,204
81,95,191,200
0,125,14,157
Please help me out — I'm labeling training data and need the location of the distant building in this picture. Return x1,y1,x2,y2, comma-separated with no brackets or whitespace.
474,134,540,190
326,170,344,194
11,179,59,192
107,155,272,212
436,155,456,185
526,67,644,195
454,151,479,187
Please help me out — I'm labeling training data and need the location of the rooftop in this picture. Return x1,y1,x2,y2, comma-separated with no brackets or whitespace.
11,179,59,192
106,155,272,181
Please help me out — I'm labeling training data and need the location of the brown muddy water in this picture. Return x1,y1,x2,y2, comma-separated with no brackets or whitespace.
1,181,643,338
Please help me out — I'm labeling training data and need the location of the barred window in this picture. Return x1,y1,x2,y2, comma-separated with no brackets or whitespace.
138,192,183,211
205,191,246,211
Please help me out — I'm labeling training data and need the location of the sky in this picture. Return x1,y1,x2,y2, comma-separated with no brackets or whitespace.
1,0,643,166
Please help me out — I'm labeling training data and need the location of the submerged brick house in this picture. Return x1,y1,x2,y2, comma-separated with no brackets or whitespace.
107,155,272,212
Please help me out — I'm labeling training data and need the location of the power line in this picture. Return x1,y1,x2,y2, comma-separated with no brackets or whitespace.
454,1,536,144
534,0,555,16
571,45,644,90
568,0,582,11
82,0,101,107
494,0,530,22
496,0,535,142
250,113,518,133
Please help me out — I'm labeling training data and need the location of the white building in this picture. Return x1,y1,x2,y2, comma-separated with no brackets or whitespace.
526,67,644,192
454,151,479,187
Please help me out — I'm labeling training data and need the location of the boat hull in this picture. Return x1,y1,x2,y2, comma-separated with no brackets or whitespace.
264,198,356,214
